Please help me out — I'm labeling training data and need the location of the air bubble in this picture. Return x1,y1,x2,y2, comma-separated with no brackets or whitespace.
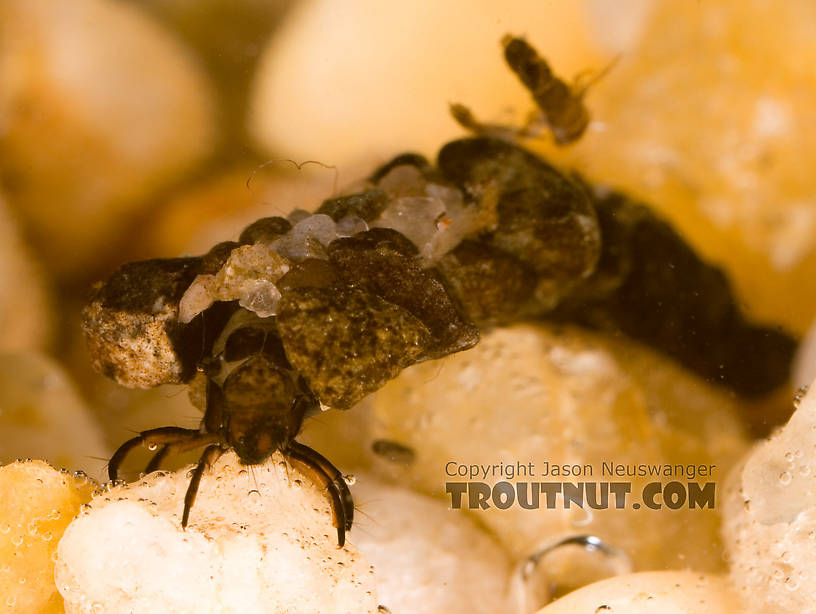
785,576,800,591
512,535,630,612
343,474,356,486
779,471,792,485
794,385,809,408
147,443,159,451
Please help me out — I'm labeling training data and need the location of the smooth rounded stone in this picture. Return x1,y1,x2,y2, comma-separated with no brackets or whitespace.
0,0,214,274
350,475,512,614
0,193,51,352
0,353,110,481
55,451,378,614
723,380,816,613
371,323,749,573
534,571,737,614
0,460,96,614
540,0,816,336
248,0,603,165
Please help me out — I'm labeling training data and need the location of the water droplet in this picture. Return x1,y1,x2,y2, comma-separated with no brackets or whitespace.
239,469,248,476
779,471,792,485
513,536,630,611
48,509,61,521
795,449,803,458
595,607,612,613
292,479,302,488
41,531,52,542
147,443,159,451
18,576,25,584
343,474,356,486
6,597,16,607
784,452,794,462
11,534,23,547
785,576,799,591
0,524,9,534
800,465,811,477
781,551,792,562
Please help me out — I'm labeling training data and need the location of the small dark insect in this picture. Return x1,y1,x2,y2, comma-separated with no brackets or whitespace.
371,439,415,465
106,309,354,545
452,35,608,146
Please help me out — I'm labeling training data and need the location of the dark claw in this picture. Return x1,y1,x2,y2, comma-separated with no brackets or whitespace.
285,441,354,547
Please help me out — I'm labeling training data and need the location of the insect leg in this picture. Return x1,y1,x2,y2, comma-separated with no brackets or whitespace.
181,443,225,528
143,433,221,475
108,426,205,482
285,441,353,548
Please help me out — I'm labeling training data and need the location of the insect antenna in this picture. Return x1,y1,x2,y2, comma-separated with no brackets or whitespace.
571,54,621,98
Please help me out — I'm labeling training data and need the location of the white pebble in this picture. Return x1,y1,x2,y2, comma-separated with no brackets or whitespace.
56,451,378,614
351,475,512,614
724,377,816,613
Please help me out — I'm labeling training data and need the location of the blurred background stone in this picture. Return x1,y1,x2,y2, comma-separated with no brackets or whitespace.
0,461,95,614
0,353,109,480
351,475,512,614
370,324,749,573
0,193,51,353
0,0,216,279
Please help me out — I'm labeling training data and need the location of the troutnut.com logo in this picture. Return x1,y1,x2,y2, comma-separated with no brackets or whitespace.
444,461,717,510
